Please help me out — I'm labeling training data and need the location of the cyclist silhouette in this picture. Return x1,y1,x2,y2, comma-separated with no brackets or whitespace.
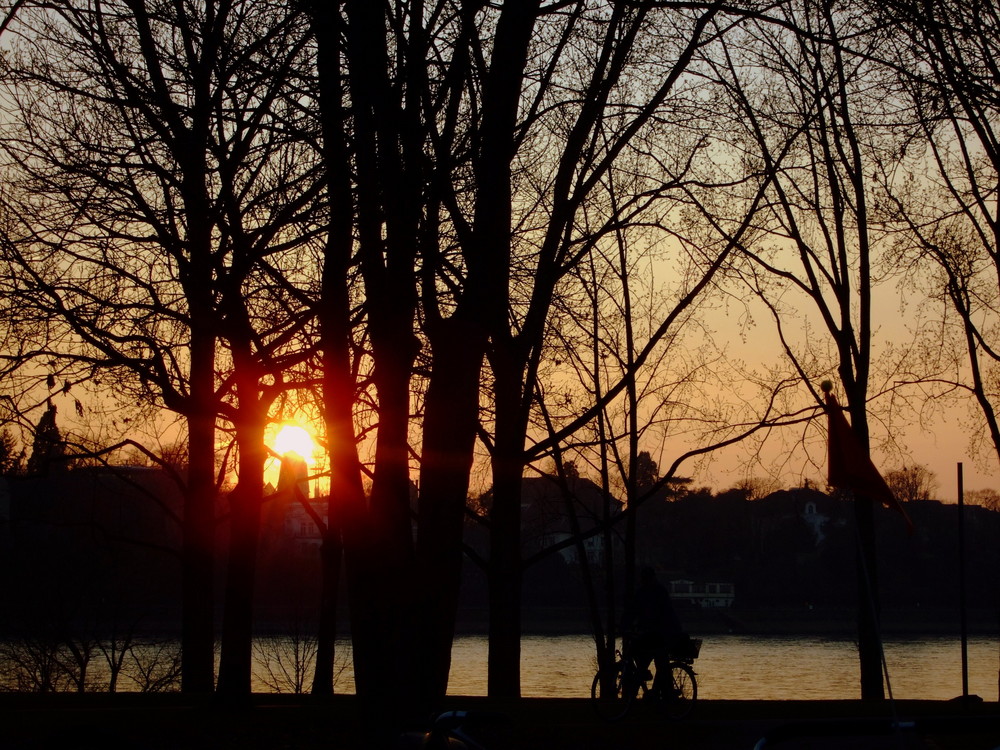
623,566,685,696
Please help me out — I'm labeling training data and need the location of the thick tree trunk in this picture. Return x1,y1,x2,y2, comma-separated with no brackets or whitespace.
487,347,526,698
181,394,216,693
346,352,418,713
854,494,884,700
473,1,541,700
844,384,884,702
415,320,486,705
315,291,367,696
303,0,361,703
338,0,420,712
487,468,523,698
315,223,367,697
309,0,356,699
310,531,342,695
217,406,267,698
180,228,218,693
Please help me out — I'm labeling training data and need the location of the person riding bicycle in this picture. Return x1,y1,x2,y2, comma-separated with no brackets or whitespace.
623,566,686,698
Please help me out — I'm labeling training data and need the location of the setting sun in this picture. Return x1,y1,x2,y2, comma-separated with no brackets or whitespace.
272,424,317,463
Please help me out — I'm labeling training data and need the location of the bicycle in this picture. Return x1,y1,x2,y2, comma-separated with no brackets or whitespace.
590,634,700,721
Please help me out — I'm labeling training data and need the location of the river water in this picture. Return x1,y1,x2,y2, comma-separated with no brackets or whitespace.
295,634,999,701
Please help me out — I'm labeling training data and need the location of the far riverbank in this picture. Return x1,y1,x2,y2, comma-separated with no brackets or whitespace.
455,605,1000,636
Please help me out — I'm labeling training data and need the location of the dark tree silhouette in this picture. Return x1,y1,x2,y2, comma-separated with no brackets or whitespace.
0,429,23,476
26,404,63,476
874,0,1000,480
884,465,936,505
703,0,902,699
0,0,322,694
309,0,797,707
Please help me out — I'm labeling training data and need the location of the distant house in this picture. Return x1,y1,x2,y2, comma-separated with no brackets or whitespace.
261,466,328,555
755,486,847,547
519,474,623,565
669,579,735,608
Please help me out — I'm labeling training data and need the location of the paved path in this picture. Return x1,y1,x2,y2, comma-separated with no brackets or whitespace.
0,695,997,749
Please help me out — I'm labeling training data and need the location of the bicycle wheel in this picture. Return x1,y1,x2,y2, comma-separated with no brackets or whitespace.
663,661,697,719
590,662,636,721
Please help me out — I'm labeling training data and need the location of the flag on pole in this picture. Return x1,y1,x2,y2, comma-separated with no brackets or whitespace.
822,384,914,533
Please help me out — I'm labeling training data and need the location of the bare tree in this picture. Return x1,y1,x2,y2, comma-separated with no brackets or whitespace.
476,0,748,699
0,0,322,694
965,489,1000,512
299,2,366,699
701,0,907,699
535,185,813,699
308,0,814,706
883,465,936,504
873,0,1000,480
252,629,318,695
0,637,72,692
0,428,23,475
731,476,782,502
123,640,182,693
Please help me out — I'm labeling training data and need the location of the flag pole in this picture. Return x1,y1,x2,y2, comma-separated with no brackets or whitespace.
958,462,969,699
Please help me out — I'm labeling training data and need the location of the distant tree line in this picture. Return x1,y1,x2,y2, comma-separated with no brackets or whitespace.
462,476,999,630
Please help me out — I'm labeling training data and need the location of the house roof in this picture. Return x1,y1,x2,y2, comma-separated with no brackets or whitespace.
520,474,624,535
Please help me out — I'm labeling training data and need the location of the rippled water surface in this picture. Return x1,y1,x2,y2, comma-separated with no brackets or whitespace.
246,632,999,699
443,634,999,700
13,630,991,697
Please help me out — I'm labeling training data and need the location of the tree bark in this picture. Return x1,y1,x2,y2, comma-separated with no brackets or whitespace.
309,0,357,698
310,530,342,695
181,413,216,693
487,343,527,698
216,303,269,698
473,0,541,699
415,318,487,704
178,105,219,691
182,321,217,693
853,493,883,700
341,0,421,713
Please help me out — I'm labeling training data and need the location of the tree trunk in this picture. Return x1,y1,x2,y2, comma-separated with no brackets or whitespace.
311,531,342,695
217,404,267,698
415,319,487,705
307,0,360,699
316,331,367,696
845,385,884,702
487,486,522,698
315,233,367,697
182,407,217,693
854,494,884,700
338,0,420,712
487,345,526,698
181,265,217,694
345,351,418,713
475,0,541,699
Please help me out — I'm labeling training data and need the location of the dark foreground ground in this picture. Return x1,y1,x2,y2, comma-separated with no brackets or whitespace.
0,694,998,750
